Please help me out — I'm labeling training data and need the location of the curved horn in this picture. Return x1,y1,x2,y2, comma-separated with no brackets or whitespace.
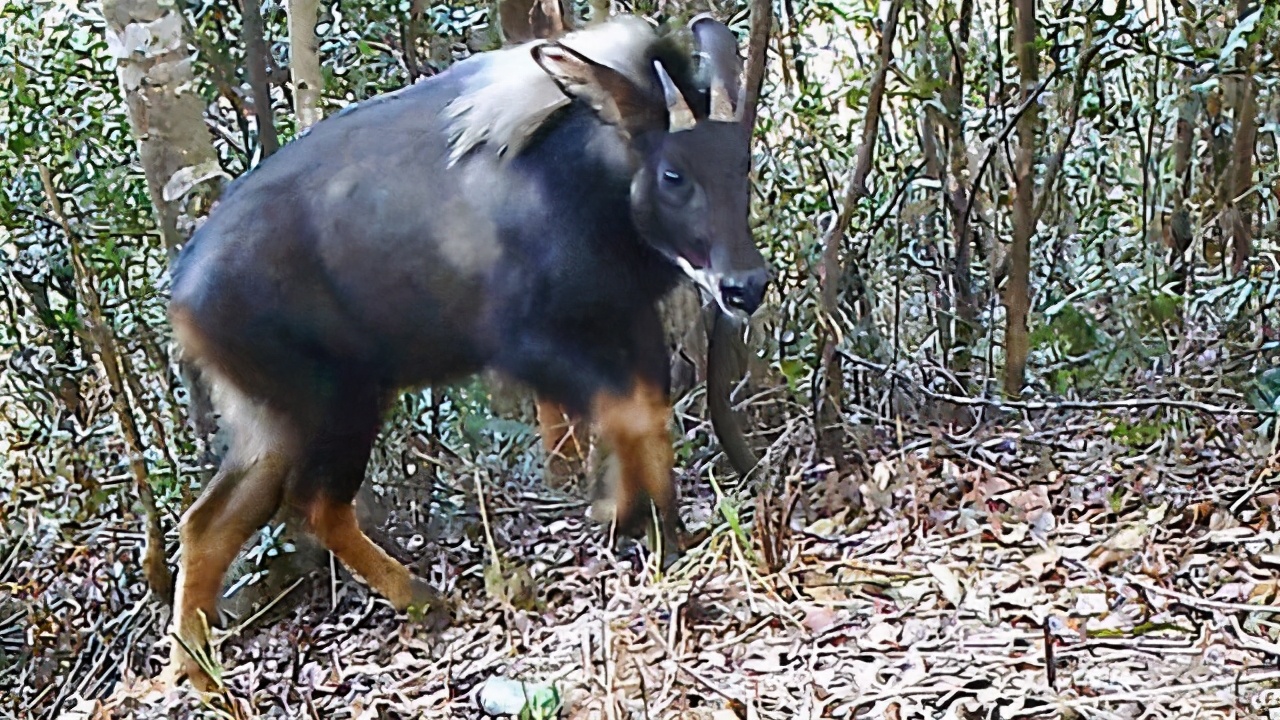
654,60,696,132
690,14,744,122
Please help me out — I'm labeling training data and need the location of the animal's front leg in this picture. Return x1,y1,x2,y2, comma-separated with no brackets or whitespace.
589,376,682,566
496,311,683,564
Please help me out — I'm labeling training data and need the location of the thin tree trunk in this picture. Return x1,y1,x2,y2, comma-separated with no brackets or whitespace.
781,0,805,90
917,0,974,365
740,0,773,134
100,0,221,436
38,165,174,604
101,0,223,258
242,0,280,157
287,0,323,131
1169,83,1195,295
1227,0,1258,276
816,0,903,469
939,0,976,359
1004,0,1038,398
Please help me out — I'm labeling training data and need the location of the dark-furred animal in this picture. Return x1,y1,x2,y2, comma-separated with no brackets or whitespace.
165,14,769,689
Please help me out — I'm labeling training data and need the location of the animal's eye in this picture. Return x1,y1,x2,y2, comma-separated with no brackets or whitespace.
662,169,684,186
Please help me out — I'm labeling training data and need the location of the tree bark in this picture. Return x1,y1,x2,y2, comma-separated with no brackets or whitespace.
287,0,323,131
816,0,903,469
1226,0,1258,276
740,0,773,134
100,0,223,258
101,0,221,435
1004,0,1038,398
706,312,759,476
950,0,976,337
241,0,280,157
921,0,967,358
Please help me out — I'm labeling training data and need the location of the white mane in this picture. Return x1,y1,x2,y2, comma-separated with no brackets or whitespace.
443,16,658,165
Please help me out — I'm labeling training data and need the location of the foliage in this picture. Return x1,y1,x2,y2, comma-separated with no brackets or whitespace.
3,0,1279,715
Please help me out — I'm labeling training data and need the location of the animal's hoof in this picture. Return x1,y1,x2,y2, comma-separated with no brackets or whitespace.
648,525,684,571
404,577,454,630
162,651,218,693
678,526,711,553
543,454,584,491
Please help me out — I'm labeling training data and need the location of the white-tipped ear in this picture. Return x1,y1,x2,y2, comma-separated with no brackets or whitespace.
532,42,663,137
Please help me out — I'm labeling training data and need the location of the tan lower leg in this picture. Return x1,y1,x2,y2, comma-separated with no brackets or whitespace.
168,454,288,688
536,398,587,488
306,496,429,610
536,398,584,461
592,381,677,545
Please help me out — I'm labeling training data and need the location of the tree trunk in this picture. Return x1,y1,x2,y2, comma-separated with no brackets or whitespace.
287,0,323,131
241,0,280,157
1226,0,1258,276
816,0,903,469
100,0,222,434
101,0,223,258
740,0,773,134
949,0,977,346
1004,0,1038,398
1169,86,1195,295
921,0,967,363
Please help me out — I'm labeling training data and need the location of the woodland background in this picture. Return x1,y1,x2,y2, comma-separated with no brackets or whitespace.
2,0,1279,717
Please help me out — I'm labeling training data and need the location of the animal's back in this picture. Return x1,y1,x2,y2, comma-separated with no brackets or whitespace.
170,18,674,414
170,60,494,410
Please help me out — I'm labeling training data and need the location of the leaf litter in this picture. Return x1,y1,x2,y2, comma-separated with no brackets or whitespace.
6,406,1280,720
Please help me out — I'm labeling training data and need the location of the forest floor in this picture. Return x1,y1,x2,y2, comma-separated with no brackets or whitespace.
9,404,1280,720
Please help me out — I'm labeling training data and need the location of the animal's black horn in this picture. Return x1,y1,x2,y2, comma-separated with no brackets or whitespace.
654,60,696,131
689,13,743,122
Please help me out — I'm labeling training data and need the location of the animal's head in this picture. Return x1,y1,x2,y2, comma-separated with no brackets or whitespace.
531,16,770,316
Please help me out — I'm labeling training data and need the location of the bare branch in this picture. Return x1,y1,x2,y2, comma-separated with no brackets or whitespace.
287,0,324,130
37,164,174,605
242,0,280,156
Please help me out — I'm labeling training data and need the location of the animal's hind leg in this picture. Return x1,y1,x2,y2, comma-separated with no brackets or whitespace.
303,494,442,613
290,400,446,618
536,396,587,489
167,448,290,690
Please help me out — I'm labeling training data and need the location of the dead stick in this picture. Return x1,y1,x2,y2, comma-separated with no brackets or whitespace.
37,163,173,604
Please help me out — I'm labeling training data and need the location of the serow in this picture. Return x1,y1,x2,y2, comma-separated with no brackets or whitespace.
165,13,770,689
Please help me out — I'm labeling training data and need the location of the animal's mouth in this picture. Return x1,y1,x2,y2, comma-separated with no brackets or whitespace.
676,256,741,317
677,247,711,270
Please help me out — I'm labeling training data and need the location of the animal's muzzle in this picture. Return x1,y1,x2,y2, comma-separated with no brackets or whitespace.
719,268,769,315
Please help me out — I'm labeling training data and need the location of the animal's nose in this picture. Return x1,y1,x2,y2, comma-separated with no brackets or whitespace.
720,269,769,315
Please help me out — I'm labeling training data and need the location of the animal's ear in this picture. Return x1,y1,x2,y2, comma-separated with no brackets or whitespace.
532,42,662,138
